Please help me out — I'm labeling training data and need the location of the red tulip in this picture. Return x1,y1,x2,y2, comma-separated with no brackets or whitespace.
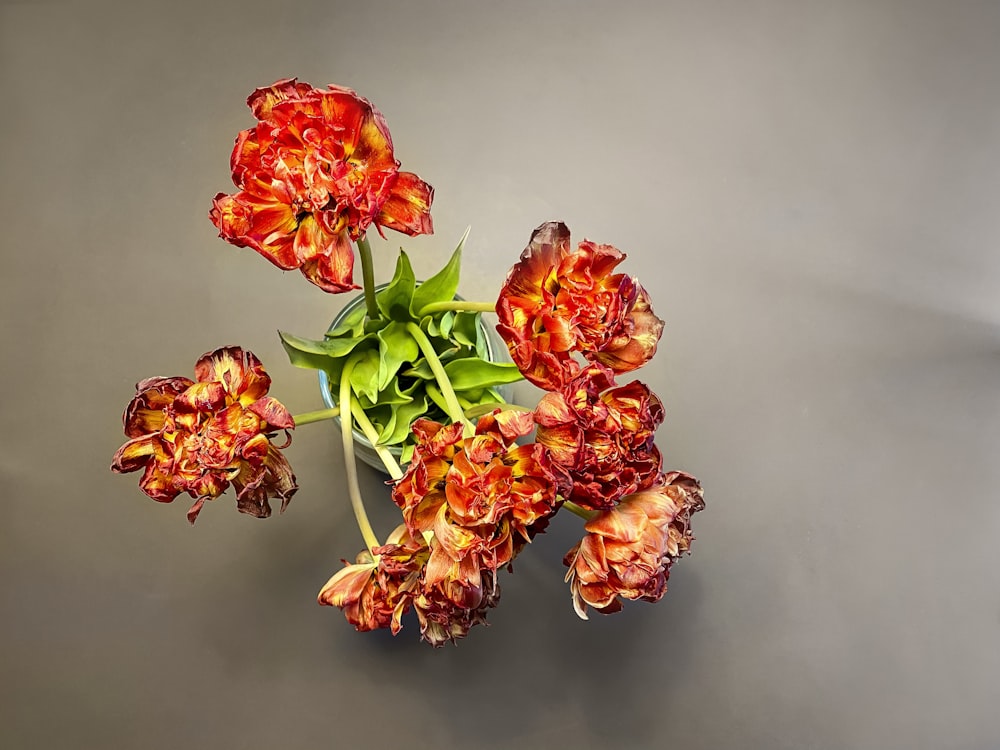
210,79,433,293
496,222,664,390
535,364,664,510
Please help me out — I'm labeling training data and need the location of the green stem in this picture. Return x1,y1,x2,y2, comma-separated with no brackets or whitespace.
356,234,379,321
463,402,533,420
564,501,597,522
340,356,380,552
425,383,452,416
417,300,495,316
349,400,404,481
405,322,472,431
291,407,341,426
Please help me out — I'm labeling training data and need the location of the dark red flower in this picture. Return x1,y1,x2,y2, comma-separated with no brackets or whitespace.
210,78,434,293
111,347,297,523
563,471,704,618
495,222,664,390
534,364,664,510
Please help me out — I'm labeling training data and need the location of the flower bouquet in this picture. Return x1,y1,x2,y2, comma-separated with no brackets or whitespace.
111,79,705,646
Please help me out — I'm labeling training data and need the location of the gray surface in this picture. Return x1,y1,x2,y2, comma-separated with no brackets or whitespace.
2,1,999,748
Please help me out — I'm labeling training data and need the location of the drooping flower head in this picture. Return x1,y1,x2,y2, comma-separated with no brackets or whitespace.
495,222,664,390
564,471,704,619
535,364,664,510
210,78,434,293
392,410,564,589
111,347,297,523
318,523,500,647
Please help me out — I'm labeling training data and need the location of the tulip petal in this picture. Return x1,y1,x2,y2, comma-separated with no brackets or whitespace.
111,435,159,474
376,172,434,237
298,224,358,293
248,396,294,430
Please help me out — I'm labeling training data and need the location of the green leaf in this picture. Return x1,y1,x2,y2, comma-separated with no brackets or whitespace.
410,231,466,315
376,321,421,392
442,359,524,391
401,357,435,380
400,442,415,465
359,376,414,409
452,311,481,346
279,330,372,371
377,251,416,322
325,302,368,338
378,394,430,445
349,348,382,403
455,386,506,409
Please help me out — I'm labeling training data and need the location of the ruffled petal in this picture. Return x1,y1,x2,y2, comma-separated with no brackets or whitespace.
248,396,294,430
111,435,159,474
376,172,434,237
247,77,315,120
123,376,193,438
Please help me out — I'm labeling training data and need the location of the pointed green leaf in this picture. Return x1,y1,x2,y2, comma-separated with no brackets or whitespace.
377,251,417,322
410,231,466,315
400,442,415,465
325,302,368,338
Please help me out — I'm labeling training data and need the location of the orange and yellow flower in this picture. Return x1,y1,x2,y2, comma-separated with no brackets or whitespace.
318,523,500,646
111,347,297,523
495,222,664,390
563,471,704,618
210,78,434,293
392,410,563,590
535,364,664,510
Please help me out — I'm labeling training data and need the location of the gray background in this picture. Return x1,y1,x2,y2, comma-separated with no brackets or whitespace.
2,1,998,748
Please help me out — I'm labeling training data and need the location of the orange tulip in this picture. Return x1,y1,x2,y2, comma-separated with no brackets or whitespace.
111,347,297,523
318,523,501,646
393,410,563,589
563,472,704,618
496,222,664,390
210,79,434,293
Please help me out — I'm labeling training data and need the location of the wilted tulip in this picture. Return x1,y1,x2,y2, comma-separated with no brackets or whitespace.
564,471,704,618
495,222,664,390
111,347,297,523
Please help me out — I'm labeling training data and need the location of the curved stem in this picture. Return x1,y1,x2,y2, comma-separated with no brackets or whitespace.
405,322,473,432
425,383,452,416
349,400,404,481
340,356,380,552
564,501,597,522
463,401,533,420
291,407,341,426
356,235,379,321
417,300,495,316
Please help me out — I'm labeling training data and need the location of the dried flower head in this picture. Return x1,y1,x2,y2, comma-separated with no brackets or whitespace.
111,347,297,522
495,222,664,390
564,471,704,618
318,523,501,646
211,78,434,293
535,364,664,510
